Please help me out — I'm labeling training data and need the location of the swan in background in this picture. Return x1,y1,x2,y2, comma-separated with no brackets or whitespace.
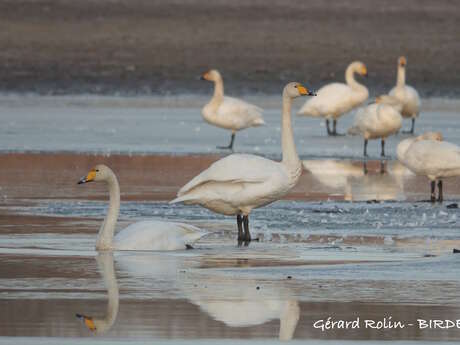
171,82,316,242
78,165,206,250
389,56,421,134
201,69,265,150
76,252,118,335
348,95,402,158
298,61,368,136
396,131,460,202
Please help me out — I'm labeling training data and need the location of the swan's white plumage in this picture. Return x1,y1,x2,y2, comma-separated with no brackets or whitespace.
204,96,265,130
114,221,206,251
348,102,402,140
398,138,460,181
78,165,206,251
298,61,368,119
201,70,264,131
171,82,312,218
389,85,420,118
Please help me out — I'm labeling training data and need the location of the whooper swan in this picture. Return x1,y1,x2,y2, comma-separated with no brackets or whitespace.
298,61,368,136
389,56,421,134
396,132,460,202
78,165,206,250
201,69,265,150
348,95,403,157
171,82,315,242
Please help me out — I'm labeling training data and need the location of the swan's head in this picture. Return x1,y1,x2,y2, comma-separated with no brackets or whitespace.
416,131,443,142
350,61,368,77
201,69,221,82
78,164,113,184
76,313,97,333
284,82,316,99
398,56,407,67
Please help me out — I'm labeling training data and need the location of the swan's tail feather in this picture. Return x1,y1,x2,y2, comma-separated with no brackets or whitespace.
169,194,197,204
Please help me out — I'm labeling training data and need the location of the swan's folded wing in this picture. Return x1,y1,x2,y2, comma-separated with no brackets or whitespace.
176,154,280,196
298,83,352,115
218,97,264,124
411,141,460,171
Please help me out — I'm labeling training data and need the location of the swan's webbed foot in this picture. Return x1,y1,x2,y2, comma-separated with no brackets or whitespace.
185,244,194,250
217,133,235,151
453,249,460,254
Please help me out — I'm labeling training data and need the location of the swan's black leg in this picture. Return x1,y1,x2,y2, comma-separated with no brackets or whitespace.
326,119,332,136
237,214,244,241
218,133,235,150
243,215,251,242
437,180,443,202
403,118,415,134
364,139,368,157
332,119,345,136
430,181,436,203
381,139,385,157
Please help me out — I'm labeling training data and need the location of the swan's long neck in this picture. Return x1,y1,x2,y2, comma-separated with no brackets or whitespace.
96,173,120,250
397,66,406,87
345,65,364,91
209,76,224,109
281,91,300,170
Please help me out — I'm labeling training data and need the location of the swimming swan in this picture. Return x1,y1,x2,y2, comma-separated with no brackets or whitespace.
76,252,118,334
298,61,368,136
78,165,206,250
396,132,460,202
171,82,316,242
348,95,403,157
201,69,265,150
389,56,421,134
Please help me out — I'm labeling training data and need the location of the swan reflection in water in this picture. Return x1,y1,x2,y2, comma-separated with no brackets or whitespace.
75,252,300,341
181,271,300,341
76,252,118,335
304,159,414,201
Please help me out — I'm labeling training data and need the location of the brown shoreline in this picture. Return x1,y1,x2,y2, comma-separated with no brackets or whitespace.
1,152,459,203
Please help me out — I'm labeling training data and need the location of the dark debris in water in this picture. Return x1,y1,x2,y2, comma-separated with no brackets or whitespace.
447,203,459,209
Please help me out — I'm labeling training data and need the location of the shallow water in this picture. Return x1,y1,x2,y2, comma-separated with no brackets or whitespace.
0,95,459,158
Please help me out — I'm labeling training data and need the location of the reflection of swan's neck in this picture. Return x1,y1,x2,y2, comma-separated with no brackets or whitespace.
281,91,300,171
93,253,119,334
345,65,365,91
96,172,120,250
279,300,300,341
397,66,406,87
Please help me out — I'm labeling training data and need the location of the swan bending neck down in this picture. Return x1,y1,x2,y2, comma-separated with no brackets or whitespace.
78,165,206,251
76,252,118,334
396,131,457,202
171,82,315,243
201,69,265,150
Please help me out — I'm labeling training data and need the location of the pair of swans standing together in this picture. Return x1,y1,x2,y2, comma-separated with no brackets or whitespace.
79,82,316,249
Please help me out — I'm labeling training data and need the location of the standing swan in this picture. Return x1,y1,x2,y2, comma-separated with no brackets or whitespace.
298,61,368,136
201,69,265,150
171,82,315,242
396,132,460,202
348,95,403,158
78,165,206,250
389,56,421,134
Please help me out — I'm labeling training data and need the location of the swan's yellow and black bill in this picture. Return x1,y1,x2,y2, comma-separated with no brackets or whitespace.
76,313,97,332
78,169,96,184
361,65,368,77
399,56,407,67
297,84,316,96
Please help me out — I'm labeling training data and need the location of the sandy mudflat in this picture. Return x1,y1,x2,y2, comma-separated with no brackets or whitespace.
1,152,460,202
0,1,459,96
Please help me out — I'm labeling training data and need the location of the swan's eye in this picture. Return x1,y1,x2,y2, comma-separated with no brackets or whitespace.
294,85,298,88
95,169,99,172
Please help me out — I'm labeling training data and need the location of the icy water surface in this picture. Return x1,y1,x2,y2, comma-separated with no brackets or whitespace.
0,95,459,158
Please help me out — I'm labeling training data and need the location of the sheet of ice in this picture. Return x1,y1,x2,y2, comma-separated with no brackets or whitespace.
1,95,459,158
